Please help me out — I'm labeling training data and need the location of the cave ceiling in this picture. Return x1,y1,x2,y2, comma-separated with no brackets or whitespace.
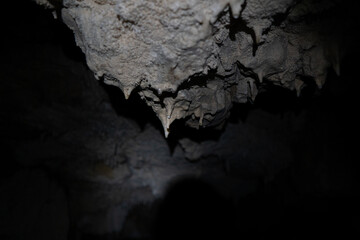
35,0,343,137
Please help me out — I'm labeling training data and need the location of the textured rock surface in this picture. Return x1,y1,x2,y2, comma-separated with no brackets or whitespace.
2,1,358,239
35,0,343,136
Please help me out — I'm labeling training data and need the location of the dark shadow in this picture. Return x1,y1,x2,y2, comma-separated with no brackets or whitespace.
227,2,259,55
100,82,164,133
152,177,237,240
59,24,87,63
235,164,360,240
252,83,306,115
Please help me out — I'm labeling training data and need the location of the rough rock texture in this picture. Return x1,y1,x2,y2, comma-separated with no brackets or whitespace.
2,1,358,239
35,0,343,137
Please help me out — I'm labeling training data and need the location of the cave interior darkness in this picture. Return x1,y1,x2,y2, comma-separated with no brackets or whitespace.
1,1,360,240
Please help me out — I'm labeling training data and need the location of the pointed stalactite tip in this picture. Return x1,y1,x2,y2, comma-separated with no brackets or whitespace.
123,86,134,100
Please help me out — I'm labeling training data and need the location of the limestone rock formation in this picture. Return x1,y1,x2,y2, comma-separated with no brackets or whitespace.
2,1,357,238
35,0,342,137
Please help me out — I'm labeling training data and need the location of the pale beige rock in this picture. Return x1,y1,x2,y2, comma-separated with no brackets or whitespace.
35,0,341,136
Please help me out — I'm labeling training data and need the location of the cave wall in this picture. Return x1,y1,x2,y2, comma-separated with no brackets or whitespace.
0,0,359,239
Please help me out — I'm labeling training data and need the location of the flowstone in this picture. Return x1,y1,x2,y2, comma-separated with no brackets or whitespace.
36,0,342,137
